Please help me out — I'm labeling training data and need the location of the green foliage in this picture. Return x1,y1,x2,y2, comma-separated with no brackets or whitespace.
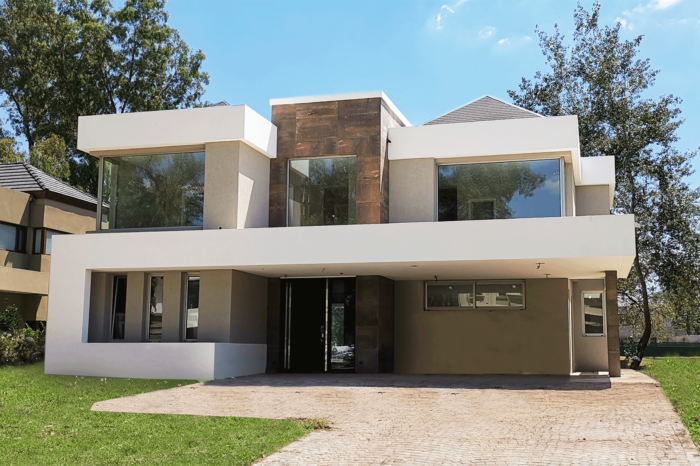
0,330,44,365
29,134,71,182
0,0,209,194
0,362,311,465
0,305,24,332
508,2,700,367
0,137,24,163
645,358,700,445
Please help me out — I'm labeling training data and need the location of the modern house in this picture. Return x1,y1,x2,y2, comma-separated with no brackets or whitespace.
0,162,97,327
44,92,635,380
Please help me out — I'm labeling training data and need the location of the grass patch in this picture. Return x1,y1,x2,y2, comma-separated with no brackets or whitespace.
644,357,700,446
0,362,312,465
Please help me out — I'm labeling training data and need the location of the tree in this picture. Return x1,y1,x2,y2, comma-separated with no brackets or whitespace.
508,2,700,369
0,138,23,163
29,135,71,181
0,0,209,194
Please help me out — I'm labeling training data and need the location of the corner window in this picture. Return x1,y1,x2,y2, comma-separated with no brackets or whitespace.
33,228,64,255
438,159,562,222
425,281,525,310
184,275,200,341
0,221,27,253
288,156,356,226
100,151,205,230
148,275,164,341
583,291,605,336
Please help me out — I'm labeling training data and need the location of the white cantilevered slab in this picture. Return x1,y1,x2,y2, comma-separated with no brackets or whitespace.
388,115,583,180
580,156,616,203
77,105,277,158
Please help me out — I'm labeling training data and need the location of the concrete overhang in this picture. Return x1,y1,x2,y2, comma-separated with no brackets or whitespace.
0,267,49,295
270,91,411,127
77,105,277,158
53,215,636,282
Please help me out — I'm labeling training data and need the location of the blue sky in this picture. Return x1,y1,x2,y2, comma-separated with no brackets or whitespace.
166,0,700,184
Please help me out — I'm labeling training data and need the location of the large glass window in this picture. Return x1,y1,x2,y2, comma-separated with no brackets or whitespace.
185,275,200,341
148,276,164,341
425,281,525,310
583,291,605,336
288,156,356,226
101,152,205,229
438,159,562,222
0,222,26,253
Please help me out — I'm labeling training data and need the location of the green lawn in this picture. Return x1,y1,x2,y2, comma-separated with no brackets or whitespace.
0,362,312,465
644,357,700,446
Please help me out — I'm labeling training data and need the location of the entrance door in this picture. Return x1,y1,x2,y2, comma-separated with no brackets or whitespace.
282,277,355,372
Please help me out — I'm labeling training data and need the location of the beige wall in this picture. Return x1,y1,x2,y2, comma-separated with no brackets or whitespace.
0,186,31,225
33,201,96,234
161,271,184,342
203,141,270,230
124,272,147,342
576,185,610,216
572,279,608,372
389,158,436,223
88,272,113,342
199,269,268,343
394,278,571,375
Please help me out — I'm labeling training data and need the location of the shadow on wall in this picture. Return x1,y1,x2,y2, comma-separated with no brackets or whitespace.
201,373,611,391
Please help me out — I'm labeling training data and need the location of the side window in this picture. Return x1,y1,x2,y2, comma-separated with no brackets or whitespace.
425,281,525,310
148,276,164,341
583,291,605,336
0,221,27,253
185,275,200,341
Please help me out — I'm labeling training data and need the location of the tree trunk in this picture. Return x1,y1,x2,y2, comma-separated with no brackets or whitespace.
630,256,652,370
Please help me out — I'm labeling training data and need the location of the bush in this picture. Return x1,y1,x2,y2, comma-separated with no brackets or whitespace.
0,304,24,332
0,306,45,365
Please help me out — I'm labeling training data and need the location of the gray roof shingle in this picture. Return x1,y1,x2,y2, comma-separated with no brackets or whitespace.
0,162,98,206
423,95,542,126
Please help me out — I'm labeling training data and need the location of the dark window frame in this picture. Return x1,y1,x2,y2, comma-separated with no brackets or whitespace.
0,220,27,253
424,280,526,311
32,228,64,255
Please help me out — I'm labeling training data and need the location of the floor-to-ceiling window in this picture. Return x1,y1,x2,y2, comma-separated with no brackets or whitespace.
148,275,164,341
185,275,200,341
100,151,205,229
287,156,356,226
437,159,563,222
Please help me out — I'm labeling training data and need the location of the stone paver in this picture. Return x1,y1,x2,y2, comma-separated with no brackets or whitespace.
93,370,700,465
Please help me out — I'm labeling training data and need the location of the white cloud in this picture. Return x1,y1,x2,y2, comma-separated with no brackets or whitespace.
434,5,454,29
497,38,510,45
652,0,682,9
616,17,628,28
478,26,496,39
455,0,469,6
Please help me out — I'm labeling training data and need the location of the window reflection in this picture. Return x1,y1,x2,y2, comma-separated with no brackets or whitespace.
583,292,605,335
101,152,205,229
288,157,356,226
149,276,164,341
185,276,200,341
438,159,561,221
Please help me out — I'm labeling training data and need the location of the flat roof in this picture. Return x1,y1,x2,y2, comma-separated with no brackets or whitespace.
270,91,411,127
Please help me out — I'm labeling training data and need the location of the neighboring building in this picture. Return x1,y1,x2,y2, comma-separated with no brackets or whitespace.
0,163,97,327
45,92,635,380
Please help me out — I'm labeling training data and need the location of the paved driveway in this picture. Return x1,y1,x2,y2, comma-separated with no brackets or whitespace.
93,370,699,465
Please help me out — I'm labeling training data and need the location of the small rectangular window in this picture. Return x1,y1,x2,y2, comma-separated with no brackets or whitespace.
583,291,605,336
0,222,26,253
475,282,525,309
33,228,44,254
185,275,200,341
425,281,525,310
148,276,164,341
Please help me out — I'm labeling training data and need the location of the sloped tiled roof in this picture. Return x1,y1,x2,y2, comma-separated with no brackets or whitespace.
0,162,98,206
423,95,542,126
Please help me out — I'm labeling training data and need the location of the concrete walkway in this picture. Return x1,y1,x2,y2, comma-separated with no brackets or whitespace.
93,370,700,465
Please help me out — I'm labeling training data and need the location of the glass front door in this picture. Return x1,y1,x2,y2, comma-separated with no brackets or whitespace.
282,277,355,372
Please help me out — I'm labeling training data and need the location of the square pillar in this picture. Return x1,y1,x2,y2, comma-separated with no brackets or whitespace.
161,272,184,342
198,270,233,342
356,275,395,373
124,272,147,342
605,271,621,377
88,272,112,342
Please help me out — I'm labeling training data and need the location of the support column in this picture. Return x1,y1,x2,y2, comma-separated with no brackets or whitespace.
88,272,112,342
124,272,147,342
356,276,395,373
198,270,233,342
605,271,621,377
266,278,281,373
161,272,184,342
